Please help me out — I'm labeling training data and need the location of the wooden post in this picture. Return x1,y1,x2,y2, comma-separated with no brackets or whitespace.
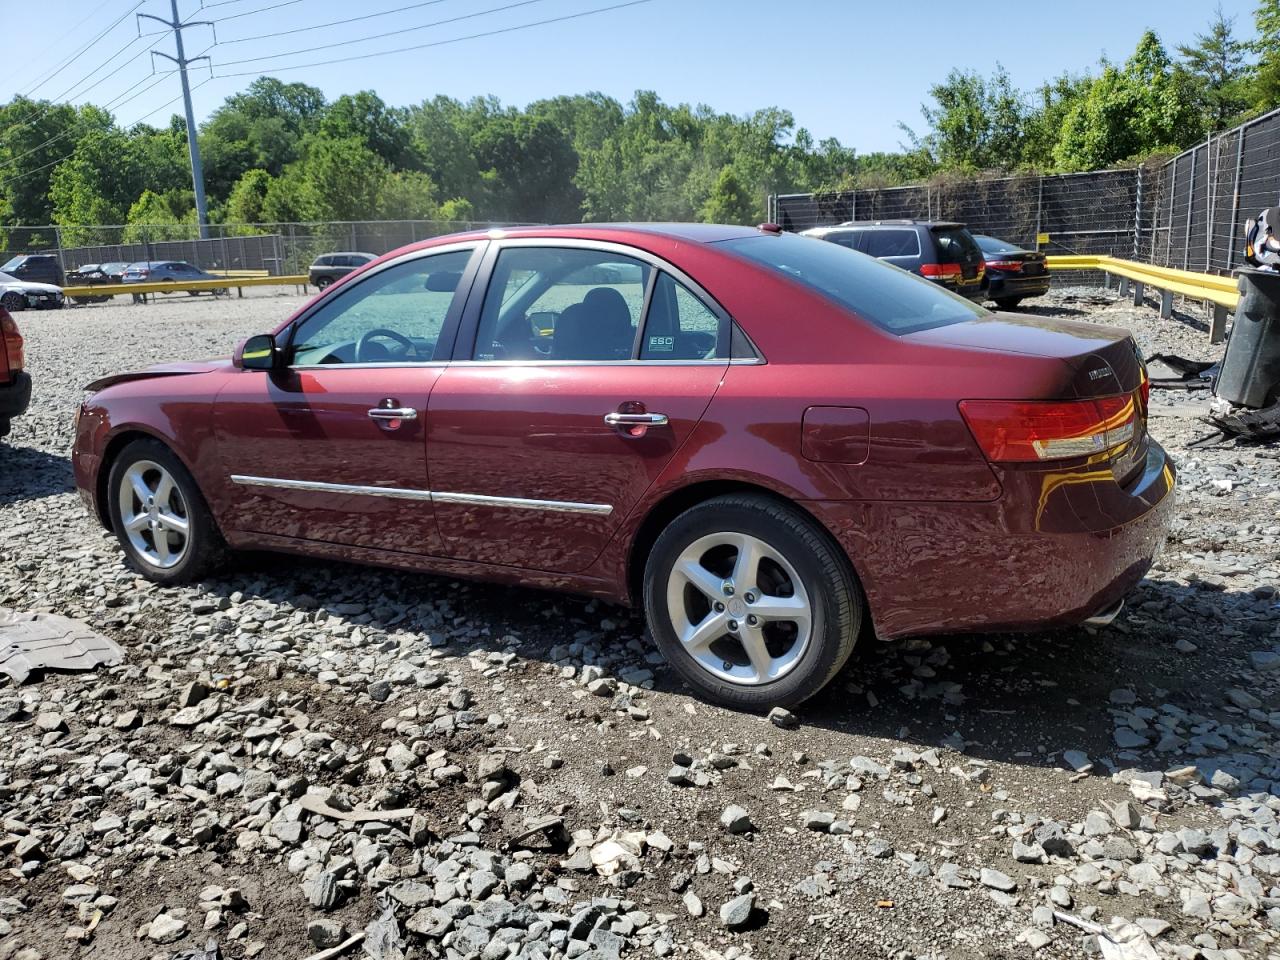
1132,281,1144,306
1119,277,1130,297
1159,290,1173,318
1210,304,1228,344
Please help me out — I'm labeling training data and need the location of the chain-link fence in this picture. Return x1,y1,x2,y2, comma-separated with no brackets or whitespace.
0,220,534,276
770,169,1144,259
772,105,1280,278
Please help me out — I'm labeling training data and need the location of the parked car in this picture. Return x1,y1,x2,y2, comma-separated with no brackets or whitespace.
0,254,64,287
974,234,1051,309
0,306,30,440
66,262,130,304
0,271,65,311
309,252,377,290
72,224,1174,710
122,261,227,297
801,220,986,301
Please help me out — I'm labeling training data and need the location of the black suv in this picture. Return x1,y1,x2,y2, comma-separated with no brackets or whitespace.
801,220,986,301
0,254,64,287
309,252,376,290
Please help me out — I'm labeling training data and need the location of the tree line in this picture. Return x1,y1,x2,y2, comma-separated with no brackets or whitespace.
0,2,1275,249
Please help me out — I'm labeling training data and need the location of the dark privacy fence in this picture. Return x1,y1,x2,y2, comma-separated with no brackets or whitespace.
771,106,1280,276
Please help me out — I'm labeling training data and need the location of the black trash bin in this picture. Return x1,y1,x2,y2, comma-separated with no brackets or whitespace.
1216,268,1280,408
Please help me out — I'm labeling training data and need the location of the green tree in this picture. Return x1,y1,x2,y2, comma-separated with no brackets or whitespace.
321,91,415,169
1178,6,1251,129
699,167,754,223
907,65,1027,171
1055,32,1204,170
1251,0,1280,111
49,127,149,243
376,170,438,220
224,169,275,225
122,189,196,242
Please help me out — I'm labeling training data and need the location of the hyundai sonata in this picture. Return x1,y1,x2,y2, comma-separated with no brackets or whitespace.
72,224,1175,709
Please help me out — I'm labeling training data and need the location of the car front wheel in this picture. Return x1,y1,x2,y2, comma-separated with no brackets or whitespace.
315,276,333,290
644,494,861,710
994,297,1023,310
107,439,226,583
1,292,24,312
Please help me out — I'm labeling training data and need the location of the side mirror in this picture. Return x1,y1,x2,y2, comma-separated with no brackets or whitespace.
424,271,461,292
235,333,279,371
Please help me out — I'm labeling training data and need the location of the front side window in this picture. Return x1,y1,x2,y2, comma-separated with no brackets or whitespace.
721,233,985,335
640,273,727,360
473,247,651,361
289,248,472,365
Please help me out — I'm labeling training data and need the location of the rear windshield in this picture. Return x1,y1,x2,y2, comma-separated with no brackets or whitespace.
721,233,986,335
975,235,1021,255
934,227,982,264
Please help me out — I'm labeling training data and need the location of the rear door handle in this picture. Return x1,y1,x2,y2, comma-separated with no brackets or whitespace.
368,407,418,421
604,412,668,427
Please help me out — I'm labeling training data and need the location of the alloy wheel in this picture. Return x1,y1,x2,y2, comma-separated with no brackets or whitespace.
664,531,812,686
117,459,191,569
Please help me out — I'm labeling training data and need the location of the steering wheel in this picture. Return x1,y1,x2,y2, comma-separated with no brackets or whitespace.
355,328,416,363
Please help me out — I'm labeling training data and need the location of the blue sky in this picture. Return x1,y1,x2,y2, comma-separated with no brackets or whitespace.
2,0,1262,153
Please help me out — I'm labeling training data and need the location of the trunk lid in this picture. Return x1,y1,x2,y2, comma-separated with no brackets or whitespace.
912,314,1149,482
984,250,1048,276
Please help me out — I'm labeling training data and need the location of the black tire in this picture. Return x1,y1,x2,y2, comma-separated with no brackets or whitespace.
1,292,24,312
315,276,333,290
643,494,862,710
994,297,1023,310
106,438,227,584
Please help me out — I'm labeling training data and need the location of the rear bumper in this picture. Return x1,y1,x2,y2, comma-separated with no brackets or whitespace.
0,371,32,420
988,274,1051,300
807,439,1177,639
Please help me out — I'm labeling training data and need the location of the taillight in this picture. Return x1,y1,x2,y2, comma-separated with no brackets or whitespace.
986,260,1023,272
959,395,1137,462
1,310,24,371
920,263,962,279
1138,365,1150,411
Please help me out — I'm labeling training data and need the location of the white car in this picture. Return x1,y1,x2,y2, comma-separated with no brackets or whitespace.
0,272,65,311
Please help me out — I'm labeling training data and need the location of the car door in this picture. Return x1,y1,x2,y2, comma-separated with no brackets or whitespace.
426,239,732,573
212,242,482,555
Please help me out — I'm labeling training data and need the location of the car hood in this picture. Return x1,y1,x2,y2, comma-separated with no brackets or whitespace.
85,358,231,393
0,279,61,293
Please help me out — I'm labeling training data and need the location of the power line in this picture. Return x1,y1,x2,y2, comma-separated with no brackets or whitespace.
218,0,453,45
0,77,211,192
209,0,305,22
0,0,121,91
216,0,548,68
17,2,147,100
212,0,654,78
0,72,176,172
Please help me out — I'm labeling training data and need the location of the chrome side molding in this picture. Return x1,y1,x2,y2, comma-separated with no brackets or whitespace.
229,475,613,516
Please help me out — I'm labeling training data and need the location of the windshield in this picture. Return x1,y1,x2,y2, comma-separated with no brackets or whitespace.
975,235,1022,255
720,233,986,335
0,258,22,273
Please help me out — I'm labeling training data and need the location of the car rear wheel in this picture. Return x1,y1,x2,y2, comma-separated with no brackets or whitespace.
994,297,1023,310
1,292,24,312
107,439,226,584
644,494,861,710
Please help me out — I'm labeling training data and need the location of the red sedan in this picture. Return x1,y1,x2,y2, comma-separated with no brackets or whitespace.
72,224,1175,709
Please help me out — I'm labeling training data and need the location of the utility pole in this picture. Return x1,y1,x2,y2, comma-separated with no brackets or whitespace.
139,2,212,239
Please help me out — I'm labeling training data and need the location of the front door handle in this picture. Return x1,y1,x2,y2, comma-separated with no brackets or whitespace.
368,407,418,421
603,412,669,427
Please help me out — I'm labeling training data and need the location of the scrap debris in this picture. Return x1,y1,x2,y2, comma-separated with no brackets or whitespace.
0,608,125,683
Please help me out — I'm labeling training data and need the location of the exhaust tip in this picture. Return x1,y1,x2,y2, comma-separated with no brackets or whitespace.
1083,599,1124,628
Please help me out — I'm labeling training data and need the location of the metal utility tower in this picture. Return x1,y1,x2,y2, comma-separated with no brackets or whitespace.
139,1,212,239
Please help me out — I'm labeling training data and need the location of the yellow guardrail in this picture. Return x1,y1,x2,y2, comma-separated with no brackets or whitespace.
64,274,310,298
210,269,271,279
1046,254,1236,342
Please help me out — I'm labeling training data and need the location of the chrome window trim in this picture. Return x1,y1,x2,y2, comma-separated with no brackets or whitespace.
289,361,450,371
446,358,761,367
229,475,613,515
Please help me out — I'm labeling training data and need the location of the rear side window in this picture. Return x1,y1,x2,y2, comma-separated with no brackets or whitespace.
975,235,1020,255
822,231,861,251
721,233,986,335
640,273,727,360
934,228,982,264
863,229,921,258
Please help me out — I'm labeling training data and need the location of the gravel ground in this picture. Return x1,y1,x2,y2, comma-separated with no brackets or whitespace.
0,286,1278,960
